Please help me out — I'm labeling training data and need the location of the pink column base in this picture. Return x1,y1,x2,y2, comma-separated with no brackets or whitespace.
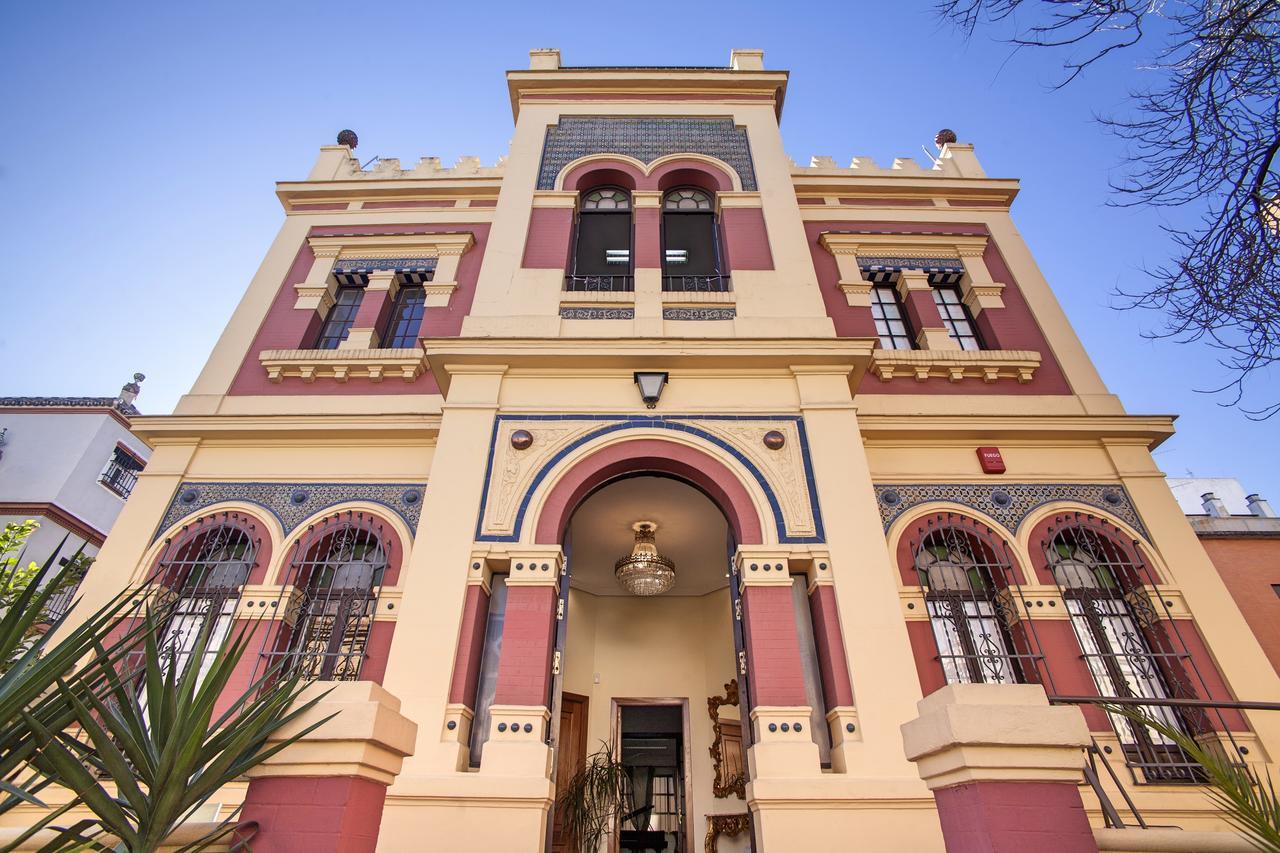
933,780,1097,853
240,775,387,853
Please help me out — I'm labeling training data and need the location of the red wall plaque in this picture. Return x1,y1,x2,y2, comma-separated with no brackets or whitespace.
976,446,1006,474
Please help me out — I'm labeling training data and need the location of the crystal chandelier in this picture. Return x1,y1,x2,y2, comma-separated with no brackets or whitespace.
615,521,676,596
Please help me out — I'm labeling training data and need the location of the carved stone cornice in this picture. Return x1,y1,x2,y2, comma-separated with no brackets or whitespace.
307,232,475,260
870,349,1041,383
260,348,427,384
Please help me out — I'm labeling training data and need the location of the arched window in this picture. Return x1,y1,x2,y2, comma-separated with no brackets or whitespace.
910,516,1039,686
1044,516,1204,781
661,187,727,292
568,187,632,292
154,513,258,682
269,512,388,682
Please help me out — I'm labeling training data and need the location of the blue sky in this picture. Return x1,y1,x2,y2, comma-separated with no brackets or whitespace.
1,1,1275,499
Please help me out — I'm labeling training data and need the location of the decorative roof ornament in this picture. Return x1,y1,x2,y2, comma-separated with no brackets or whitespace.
615,521,676,596
337,129,359,149
934,128,958,150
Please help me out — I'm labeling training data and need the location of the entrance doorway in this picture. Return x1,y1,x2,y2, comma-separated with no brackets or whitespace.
614,701,691,853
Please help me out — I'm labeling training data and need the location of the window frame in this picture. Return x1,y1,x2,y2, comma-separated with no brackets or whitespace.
313,284,366,349
381,281,427,349
568,186,634,292
660,186,728,293
930,283,983,350
870,284,915,350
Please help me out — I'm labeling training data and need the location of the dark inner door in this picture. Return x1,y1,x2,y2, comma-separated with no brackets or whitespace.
619,705,685,853
551,693,590,852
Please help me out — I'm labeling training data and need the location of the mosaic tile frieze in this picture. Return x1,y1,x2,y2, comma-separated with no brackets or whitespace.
874,482,1148,539
663,307,737,321
476,415,823,544
154,482,426,542
537,117,758,191
560,307,635,320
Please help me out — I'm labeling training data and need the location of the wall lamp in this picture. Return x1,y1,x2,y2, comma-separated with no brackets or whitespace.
633,372,669,409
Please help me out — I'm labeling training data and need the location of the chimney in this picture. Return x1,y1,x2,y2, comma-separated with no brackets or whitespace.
729,49,765,71
1246,493,1277,518
1201,492,1230,518
118,372,145,408
529,48,561,70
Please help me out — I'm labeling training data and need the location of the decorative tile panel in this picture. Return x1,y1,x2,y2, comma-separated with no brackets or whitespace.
537,117,758,191
859,258,965,286
476,415,824,544
332,259,437,287
154,482,426,542
560,307,635,320
663,307,736,321
873,482,1148,539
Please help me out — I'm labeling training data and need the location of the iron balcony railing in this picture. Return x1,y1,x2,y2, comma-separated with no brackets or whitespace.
1049,695,1280,829
565,274,634,292
662,274,730,292
100,457,143,499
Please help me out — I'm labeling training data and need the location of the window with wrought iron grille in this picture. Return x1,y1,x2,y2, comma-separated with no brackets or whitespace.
910,515,1044,686
931,285,982,350
662,187,728,292
568,187,633,292
153,515,257,683
870,285,914,350
382,282,427,348
99,445,145,498
266,512,388,682
1044,516,1212,783
313,285,365,349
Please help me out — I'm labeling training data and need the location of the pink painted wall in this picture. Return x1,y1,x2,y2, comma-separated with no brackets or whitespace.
362,200,454,209
742,584,810,707
227,223,489,397
802,220,1071,396
240,776,388,853
808,584,855,709
721,207,773,270
932,780,1097,852
448,584,491,707
522,208,574,269
493,585,557,706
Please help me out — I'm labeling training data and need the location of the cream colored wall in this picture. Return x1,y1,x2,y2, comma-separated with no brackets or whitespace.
562,588,746,853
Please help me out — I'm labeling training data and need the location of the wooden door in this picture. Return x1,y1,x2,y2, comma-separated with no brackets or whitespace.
551,693,590,852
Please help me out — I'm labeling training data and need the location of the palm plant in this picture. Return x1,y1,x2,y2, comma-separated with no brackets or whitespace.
2,527,334,852
1107,705,1280,852
555,742,634,853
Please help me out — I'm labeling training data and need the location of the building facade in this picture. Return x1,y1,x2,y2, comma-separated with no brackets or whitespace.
0,376,150,573
33,50,1280,852
1171,478,1280,677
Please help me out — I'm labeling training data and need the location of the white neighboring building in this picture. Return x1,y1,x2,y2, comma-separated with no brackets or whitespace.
0,375,151,570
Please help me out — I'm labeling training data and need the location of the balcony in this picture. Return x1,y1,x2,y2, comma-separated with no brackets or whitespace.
564,274,634,293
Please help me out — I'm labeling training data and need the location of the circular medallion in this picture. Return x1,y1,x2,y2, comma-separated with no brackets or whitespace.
880,490,902,507
510,429,534,450
178,488,200,505
991,490,1013,508
402,488,422,506
762,430,786,450
290,489,309,505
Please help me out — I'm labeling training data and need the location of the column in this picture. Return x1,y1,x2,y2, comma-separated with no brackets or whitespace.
441,557,492,769
897,269,957,351
901,684,1096,853
957,246,1004,316
340,270,398,350
807,570,860,772
241,682,417,853
736,549,821,777
480,548,562,779
633,190,663,335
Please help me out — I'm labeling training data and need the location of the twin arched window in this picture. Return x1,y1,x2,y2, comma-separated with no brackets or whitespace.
568,186,726,293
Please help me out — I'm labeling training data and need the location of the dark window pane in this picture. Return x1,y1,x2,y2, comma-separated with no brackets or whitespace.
931,285,981,350
383,285,426,348
574,210,632,276
314,286,365,349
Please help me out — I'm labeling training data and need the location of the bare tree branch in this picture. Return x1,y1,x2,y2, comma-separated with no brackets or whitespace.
937,0,1280,418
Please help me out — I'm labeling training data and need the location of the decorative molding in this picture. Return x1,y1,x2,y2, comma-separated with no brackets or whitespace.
0,502,106,547
155,482,426,542
874,482,1148,539
307,232,475,260
559,307,634,320
259,348,426,384
475,414,825,545
663,307,737,321
537,117,757,190
708,679,745,800
871,349,1040,383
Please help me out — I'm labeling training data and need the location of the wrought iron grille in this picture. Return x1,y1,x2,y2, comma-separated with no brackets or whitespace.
564,274,634,292
263,511,387,682
100,446,145,498
910,513,1049,688
661,274,731,292
1042,513,1230,783
152,513,258,680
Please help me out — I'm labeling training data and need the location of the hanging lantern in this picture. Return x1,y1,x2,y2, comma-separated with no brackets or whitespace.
615,521,676,596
